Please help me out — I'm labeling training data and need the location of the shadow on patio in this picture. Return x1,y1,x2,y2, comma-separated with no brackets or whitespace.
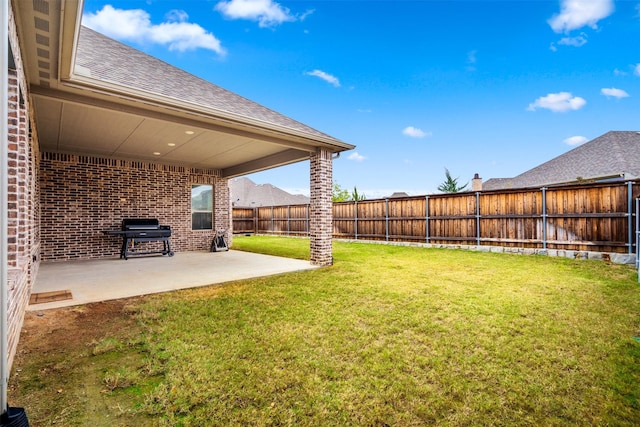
29,250,317,310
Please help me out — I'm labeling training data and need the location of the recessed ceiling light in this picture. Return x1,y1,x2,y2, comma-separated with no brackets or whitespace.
185,130,195,135
153,152,161,156
167,143,176,147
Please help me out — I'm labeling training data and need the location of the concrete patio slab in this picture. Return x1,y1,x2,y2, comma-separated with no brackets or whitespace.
29,250,317,310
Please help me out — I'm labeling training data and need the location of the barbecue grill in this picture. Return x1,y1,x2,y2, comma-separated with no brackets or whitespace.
103,218,174,260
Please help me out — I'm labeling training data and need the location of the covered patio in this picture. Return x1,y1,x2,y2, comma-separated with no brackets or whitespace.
2,0,354,397
29,250,317,311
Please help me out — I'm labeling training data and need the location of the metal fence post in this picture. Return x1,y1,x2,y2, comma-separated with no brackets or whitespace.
385,198,389,242
354,200,358,240
628,181,633,254
541,187,547,250
254,208,258,233
636,199,640,270
476,192,481,246
636,198,639,282
425,195,430,243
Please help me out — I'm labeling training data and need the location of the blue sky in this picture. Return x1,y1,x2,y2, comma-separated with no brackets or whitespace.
82,0,640,198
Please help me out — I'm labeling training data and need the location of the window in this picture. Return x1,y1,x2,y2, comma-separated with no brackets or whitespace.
191,184,213,230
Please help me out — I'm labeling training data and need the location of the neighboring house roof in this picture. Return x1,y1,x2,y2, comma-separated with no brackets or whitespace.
484,131,640,191
230,177,309,207
13,1,354,177
388,192,410,198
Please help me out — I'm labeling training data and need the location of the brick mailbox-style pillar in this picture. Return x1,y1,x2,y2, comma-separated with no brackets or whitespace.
309,147,333,266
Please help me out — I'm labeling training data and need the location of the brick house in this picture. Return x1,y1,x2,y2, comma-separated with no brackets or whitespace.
2,0,353,377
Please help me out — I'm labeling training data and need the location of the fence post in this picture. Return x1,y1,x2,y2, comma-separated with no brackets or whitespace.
354,200,358,240
425,195,430,243
306,204,310,236
541,187,547,250
636,199,640,270
287,205,290,236
271,206,274,234
636,199,640,283
385,198,389,242
476,192,481,246
628,181,633,254
253,208,257,233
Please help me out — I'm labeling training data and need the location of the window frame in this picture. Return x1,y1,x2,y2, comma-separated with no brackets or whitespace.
191,184,213,231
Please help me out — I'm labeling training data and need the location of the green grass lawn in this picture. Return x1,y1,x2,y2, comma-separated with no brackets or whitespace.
12,236,640,426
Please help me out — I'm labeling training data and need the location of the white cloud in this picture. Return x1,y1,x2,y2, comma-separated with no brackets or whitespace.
558,34,588,47
305,70,340,87
347,152,366,162
466,49,477,71
402,126,431,138
548,0,614,33
299,9,315,22
527,92,587,112
166,9,188,22
467,50,477,64
564,135,588,146
215,0,304,28
83,5,225,55
616,64,640,76
601,87,630,98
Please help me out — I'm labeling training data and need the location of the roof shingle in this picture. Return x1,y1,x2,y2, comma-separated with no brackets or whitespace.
75,26,344,144
484,131,640,190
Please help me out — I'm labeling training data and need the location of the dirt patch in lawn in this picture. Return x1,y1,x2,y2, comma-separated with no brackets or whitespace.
8,298,155,426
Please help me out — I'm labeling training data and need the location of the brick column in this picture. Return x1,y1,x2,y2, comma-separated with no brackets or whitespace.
214,177,232,247
309,148,333,266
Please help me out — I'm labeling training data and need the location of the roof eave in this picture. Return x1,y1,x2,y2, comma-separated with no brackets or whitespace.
64,72,353,152
59,0,83,81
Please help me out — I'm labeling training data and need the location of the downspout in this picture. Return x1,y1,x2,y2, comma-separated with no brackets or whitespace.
1,5,28,423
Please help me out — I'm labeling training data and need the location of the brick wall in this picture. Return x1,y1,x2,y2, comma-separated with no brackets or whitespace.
39,153,230,261
309,148,333,266
214,175,232,247
6,5,40,370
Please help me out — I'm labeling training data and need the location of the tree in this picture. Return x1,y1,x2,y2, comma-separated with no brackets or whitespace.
332,182,366,202
332,182,351,202
351,186,366,201
437,168,468,193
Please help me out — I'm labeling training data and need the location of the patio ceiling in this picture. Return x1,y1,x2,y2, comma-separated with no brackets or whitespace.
13,0,353,177
29,87,320,176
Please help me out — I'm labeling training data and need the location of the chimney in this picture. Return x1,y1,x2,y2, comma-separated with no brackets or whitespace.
471,173,482,191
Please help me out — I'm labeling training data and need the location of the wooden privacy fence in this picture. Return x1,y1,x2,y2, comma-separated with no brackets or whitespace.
232,180,640,254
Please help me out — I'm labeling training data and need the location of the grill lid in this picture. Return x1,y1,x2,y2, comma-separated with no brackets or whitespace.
122,218,161,230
